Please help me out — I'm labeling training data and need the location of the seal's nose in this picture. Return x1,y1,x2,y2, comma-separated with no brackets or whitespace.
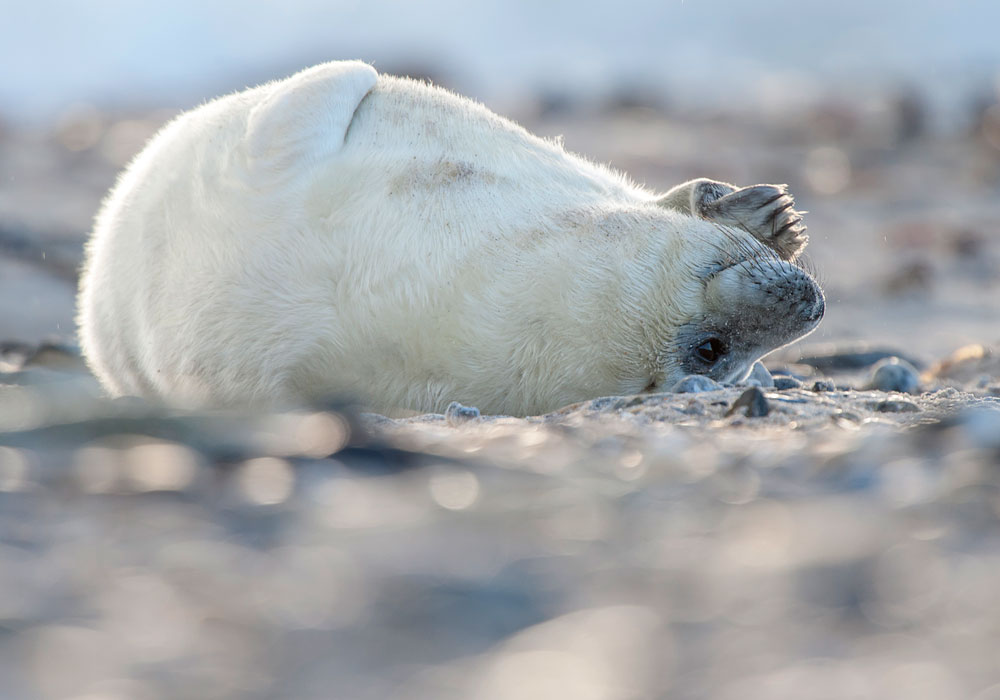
809,291,825,323
704,256,824,345
797,275,825,327
757,261,826,340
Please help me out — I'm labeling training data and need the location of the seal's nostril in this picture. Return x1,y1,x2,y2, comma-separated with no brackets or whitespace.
816,297,826,317
804,287,826,322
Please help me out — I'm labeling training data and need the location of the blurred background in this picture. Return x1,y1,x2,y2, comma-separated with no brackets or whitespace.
2,3,1000,699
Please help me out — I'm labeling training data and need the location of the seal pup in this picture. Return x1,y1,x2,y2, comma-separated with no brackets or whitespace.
78,61,824,416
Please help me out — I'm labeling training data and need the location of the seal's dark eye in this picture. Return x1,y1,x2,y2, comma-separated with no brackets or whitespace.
695,338,726,364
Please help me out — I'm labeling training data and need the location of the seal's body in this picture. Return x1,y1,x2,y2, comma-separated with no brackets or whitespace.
78,61,823,415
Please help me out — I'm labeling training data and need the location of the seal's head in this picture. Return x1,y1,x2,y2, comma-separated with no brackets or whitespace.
641,223,825,390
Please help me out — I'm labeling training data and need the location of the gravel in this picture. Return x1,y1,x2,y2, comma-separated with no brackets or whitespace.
1,349,998,700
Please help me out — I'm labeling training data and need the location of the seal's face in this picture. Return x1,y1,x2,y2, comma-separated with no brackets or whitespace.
652,228,825,389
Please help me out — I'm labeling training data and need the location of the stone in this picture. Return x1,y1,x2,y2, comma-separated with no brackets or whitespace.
867,357,920,394
589,396,627,411
873,399,920,413
726,387,770,417
445,401,481,425
773,376,803,390
670,375,722,394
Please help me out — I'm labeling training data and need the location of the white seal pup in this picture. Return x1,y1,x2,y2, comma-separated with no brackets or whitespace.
78,61,824,416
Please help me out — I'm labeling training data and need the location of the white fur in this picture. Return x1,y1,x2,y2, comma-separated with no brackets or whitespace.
78,61,821,415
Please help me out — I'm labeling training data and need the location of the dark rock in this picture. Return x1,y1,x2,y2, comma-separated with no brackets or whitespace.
867,357,920,394
589,396,627,411
812,379,836,392
445,401,481,425
797,347,925,372
773,376,803,390
681,400,706,415
873,399,920,413
726,387,769,417
670,375,722,394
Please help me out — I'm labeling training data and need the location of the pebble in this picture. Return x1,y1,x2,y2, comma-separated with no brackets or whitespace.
773,376,803,390
670,375,722,393
797,347,924,372
445,401,481,425
726,387,770,417
589,396,626,411
833,410,861,423
868,357,921,394
812,379,837,392
681,400,706,415
742,362,775,388
873,399,920,413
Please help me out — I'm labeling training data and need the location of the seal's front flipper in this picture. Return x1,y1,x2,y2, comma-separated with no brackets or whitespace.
657,178,808,261
699,183,808,261
245,60,378,173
